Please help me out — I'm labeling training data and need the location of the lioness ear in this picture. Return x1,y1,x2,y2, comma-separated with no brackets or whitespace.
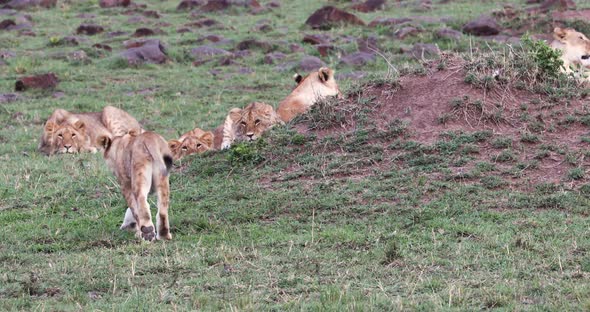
45,121,58,133
229,108,242,123
200,132,214,147
293,73,303,84
128,128,141,136
318,67,332,82
168,140,181,150
554,27,568,42
74,120,86,133
97,135,112,151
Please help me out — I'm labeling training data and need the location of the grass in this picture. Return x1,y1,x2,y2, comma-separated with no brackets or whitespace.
2,0,590,310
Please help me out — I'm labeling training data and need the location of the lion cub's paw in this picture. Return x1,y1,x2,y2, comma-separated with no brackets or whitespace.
157,230,172,241
140,225,156,242
120,208,137,231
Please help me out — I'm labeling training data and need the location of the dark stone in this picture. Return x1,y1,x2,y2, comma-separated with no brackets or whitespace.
462,15,501,36
302,33,330,45
92,43,112,52
263,51,285,64
435,27,462,40
235,39,272,52
120,39,168,65
395,26,420,39
176,0,204,10
0,50,16,58
351,0,386,12
305,6,365,30
76,24,104,36
316,44,336,57
200,0,230,12
143,10,160,18
133,27,157,37
185,18,218,28
106,31,128,37
0,19,15,29
99,0,131,7
3,0,56,9
340,52,375,66
299,55,325,71
15,73,59,91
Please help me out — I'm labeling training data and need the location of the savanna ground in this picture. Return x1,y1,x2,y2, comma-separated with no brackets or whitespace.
2,0,590,310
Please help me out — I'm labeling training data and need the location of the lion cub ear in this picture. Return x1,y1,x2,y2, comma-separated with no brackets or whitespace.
73,120,86,133
168,140,181,150
45,121,58,133
229,108,242,123
318,67,332,82
554,27,568,42
293,73,303,84
200,132,214,148
97,135,112,150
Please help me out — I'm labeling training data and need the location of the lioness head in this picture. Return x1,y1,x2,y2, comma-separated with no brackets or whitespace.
168,128,214,160
43,120,88,154
554,27,590,67
229,102,281,142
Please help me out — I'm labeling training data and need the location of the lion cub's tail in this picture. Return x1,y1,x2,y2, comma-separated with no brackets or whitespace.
143,133,174,177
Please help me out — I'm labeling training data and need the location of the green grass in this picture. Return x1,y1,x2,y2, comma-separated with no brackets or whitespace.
2,0,590,310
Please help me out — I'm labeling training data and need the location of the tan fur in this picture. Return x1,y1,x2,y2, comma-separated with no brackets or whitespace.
98,131,173,242
39,109,111,155
168,127,214,160
219,102,283,149
551,27,590,81
101,105,144,137
277,67,342,122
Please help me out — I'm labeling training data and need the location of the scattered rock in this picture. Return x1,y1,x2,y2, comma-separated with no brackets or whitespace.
462,15,501,36
357,36,380,54
235,39,272,52
200,0,231,12
0,93,19,103
267,0,280,8
253,20,272,32
99,0,131,7
67,50,88,62
191,45,231,65
341,52,375,66
0,19,15,29
3,0,56,9
408,43,439,59
528,0,575,13
299,55,325,71
92,43,112,52
76,24,104,36
302,33,331,45
177,27,191,33
143,10,161,18
185,18,218,28
368,17,412,27
289,43,304,53
351,0,386,12
435,27,462,40
395,26,420,39
15,73,59,91
263,51,285,64
197,34,226,43
305,6,365,30
133,27,163,37
120,39,168,65
316,44,337,57
106,31,128,37
58,36,86,46
176,0,205,10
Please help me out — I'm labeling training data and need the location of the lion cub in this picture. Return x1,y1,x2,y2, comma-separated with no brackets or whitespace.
168,127,214,160
215,102,282,150
98,131,174,241
277,67,342,122
551,27,590,81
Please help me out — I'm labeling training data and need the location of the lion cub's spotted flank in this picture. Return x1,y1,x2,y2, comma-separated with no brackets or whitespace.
98,131,173,241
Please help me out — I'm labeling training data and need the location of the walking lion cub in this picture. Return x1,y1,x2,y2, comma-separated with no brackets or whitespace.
98,131,174,241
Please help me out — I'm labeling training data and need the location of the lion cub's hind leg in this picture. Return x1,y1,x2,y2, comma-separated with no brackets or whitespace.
132,163,156,242
120,207,137,231
155,174,172,240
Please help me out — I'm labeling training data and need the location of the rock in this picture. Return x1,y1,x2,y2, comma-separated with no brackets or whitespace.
302,33,331,45
0,93,19,103
305,6,365,30
76,24,104,36
316,44,336,57
408,43,439,59
177,27,191,33
289,43,304,53
15,73,58,91
395,26,420,39
263,51,285,64
368,17,412,27
120,39,168,65
185,18,218,28
267,0,280,8
0,19,15,29
235,39,272,52
92,43,112,52
200,0,230,12
299,55,325,71
357,36,380,54
198,34,225,43
191,45,231,64
106,31,128,37
67,50,88,62
253,20,272,32
3,0,56,9
341,52,375,66
435,27,462,40
143,10,160,18
99,0,131,7
528,0,575,13
133,27,161,37
176,0,205,10
351,0,386,12
0,50,16,58
462,15,501,36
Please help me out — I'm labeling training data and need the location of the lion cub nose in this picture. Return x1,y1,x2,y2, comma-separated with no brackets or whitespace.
246,132,254,138
64,144,72,150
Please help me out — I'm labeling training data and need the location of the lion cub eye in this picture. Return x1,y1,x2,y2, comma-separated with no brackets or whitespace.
57,134,63,138
255,119,261,125
181,146,188,151
240,121,247,127
196,144,202,148
71,133,76,138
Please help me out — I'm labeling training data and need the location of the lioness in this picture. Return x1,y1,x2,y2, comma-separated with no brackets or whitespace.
168,127,214,160
39,106,143,155
98,131,173,241
277,67,342,122
551,27,590,81
217,102,282,149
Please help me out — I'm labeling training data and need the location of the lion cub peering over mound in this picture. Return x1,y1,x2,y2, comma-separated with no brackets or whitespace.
277,67,342,122
168,128,214,160
98,131,173,241
551,27,590,81
39,106,143,155
216,102,282,150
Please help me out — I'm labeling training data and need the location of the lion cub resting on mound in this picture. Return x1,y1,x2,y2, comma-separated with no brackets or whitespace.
214,102,283,150
168,127,214,160
277,67,341,122
98,131,173,241
39,106,143,155
551,27,590,81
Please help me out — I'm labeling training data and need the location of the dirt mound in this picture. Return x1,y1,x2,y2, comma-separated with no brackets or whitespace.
288,57,590,190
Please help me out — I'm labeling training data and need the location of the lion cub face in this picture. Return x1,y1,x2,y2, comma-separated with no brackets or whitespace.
553,27,590,68
44,120,88,154
229,102,281,142
168,128,214,160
